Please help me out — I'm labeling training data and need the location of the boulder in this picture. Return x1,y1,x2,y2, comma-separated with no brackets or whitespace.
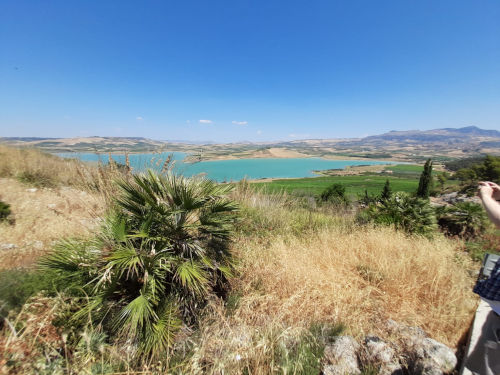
385,320,456,375
413,338,457,375
322,335,361,375
364,336,403,375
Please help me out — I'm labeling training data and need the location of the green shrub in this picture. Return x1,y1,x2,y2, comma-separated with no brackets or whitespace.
359,192,437,237
0,200,12,222
17,170,56,187
436,202,488,239
358,189,378,207
465,232,500,262
319,183,349,206
0,268,57,319
40,171,238,360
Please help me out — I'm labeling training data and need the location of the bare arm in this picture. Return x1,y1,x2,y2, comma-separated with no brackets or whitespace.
478,182,500,229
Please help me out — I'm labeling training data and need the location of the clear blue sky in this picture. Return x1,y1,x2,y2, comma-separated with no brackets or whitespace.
1,0,499,142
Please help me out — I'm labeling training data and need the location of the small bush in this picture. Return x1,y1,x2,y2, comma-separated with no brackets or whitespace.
0,268,57,319
436,202,488,239
17,170,56,188
359,192,437,237
319,183,349,206
0,200,12,222
358,189,378,207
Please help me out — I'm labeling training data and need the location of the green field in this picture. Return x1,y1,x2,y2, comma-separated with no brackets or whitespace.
384,164,423,177
253,175,419,197
252,164,456,198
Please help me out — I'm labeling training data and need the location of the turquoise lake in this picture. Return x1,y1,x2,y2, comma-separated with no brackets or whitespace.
57,152,390,182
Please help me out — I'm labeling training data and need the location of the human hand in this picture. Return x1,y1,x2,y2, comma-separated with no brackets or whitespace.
478,181,500,200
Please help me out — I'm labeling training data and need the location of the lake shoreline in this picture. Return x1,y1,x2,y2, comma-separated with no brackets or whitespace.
57,152,399,182
53,147,408,164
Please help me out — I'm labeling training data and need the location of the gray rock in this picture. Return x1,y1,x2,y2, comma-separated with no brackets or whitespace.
412,338,457,375
323,335,361,375
439,192,481,205
26,188,38,192
385,320,456,374
386,319,427,341
0,243,17,250
413,362,443,375
365,336,395,363
363,336,403,375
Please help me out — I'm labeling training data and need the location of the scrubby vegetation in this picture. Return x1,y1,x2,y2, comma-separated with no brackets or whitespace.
0,146,495,374
0,144,128,202
435,202,488,239
359,192,437,237
318,183,349,206
452,155,500,187
0,200,12,223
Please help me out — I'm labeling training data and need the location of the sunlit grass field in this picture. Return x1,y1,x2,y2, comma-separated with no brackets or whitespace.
253,164,459,198
254,175,416,197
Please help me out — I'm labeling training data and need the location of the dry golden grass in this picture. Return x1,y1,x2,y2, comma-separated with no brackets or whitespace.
0,178,104,269
0,145,85,187
0,144,127,202
233,227,475,346
182,188,478,374
183,226,476,374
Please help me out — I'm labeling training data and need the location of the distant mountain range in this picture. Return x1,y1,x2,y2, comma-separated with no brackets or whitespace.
285,126,500,145
284,126,500,161
1,126,499,161
362,126,500,143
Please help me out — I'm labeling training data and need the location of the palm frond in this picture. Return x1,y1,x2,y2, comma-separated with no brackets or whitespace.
140,300,182,357
174,259,209,295
106,245,143,279
39,239,100,285
114,294,157,337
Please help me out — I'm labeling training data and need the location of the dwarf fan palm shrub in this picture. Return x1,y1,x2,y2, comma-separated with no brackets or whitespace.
40,171,238,360
436,202,488,239
359,192,437,237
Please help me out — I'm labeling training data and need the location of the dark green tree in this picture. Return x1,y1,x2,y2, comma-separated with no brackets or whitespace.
455,168,477,184
380,179,392,202
479,155,500,182
358,189,377,206
320,183,349,205
416,158,433,199
452,155,500,185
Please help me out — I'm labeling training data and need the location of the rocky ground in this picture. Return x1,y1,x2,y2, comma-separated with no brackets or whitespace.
323,320,459,375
